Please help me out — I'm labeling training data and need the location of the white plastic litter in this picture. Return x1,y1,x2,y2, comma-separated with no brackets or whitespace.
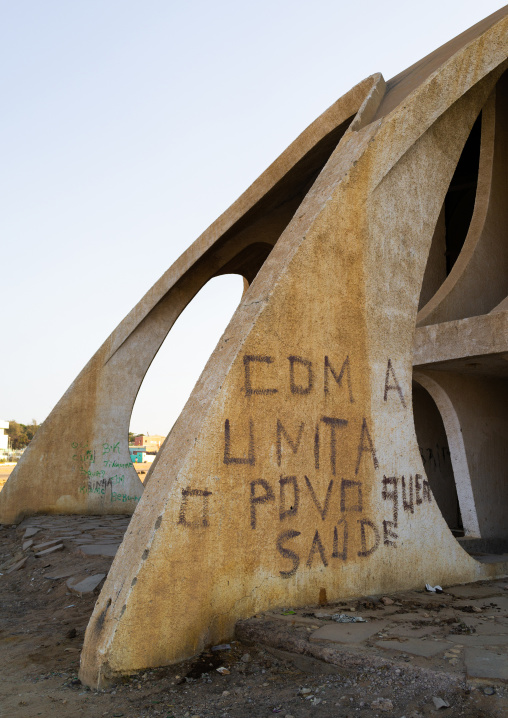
425,584,443,593
331,613,368,623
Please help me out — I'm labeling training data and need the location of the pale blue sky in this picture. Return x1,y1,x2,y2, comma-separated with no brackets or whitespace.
1,1,505,434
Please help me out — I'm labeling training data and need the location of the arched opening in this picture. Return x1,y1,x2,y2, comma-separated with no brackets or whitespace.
412,380,463,536
129,274,244,481
444,113,482,275
418,112,482,309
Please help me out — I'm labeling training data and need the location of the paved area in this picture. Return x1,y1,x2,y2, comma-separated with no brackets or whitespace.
1,514,508,717
239,578,508,687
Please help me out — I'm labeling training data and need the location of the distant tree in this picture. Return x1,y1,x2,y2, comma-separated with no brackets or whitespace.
7,420,40,449
128,432,135,444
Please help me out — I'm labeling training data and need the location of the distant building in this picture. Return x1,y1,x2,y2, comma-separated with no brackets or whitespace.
0,421,9,455
129,448,156,464
132,434,165,452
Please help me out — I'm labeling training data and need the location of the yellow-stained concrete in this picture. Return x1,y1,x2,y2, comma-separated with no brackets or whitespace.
0,3,506,689
75,9,508,687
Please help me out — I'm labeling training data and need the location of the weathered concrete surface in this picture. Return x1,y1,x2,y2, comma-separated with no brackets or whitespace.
72,9,508,687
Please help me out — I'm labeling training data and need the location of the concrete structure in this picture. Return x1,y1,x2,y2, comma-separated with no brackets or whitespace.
0,7,507,689
0,421,9,454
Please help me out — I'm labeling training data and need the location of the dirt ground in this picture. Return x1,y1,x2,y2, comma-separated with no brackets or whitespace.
0,463,16,492
0,515,507,718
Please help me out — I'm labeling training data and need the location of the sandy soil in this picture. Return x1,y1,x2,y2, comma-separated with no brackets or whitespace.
0,516,506,718
0,463,16,491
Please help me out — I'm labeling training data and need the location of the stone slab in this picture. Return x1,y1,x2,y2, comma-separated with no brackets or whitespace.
464,647,508,681
309,621,388,645
446,585,504,599
67,573,106,595
44,567,80,580
448,635,508,646
376,639,450,657
78,543,120,557
22,540,33,551
388,625,441,638
35,543,64,557
33,539,65,551
5,557,27,573
384,612,433,623
23,527,40,539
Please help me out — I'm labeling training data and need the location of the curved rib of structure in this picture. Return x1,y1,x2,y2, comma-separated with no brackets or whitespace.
2,7,508,691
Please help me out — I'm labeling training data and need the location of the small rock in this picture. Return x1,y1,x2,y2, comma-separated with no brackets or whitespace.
432,696,450,709
381,597,394,605
299,688,312,695
371,698,394,711
212,644,231,651
22,540,33,551
472,607,482,613
216,667,230,675
222,690,230,696
310,697,321,706
483,686,495,696
241,653,251,663
66,628,77,639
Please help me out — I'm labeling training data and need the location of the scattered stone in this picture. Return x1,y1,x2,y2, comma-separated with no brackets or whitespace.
381,597,394,605
432,696,450,709
241,653,251,663
78,543,119,557
44,567,79,580
35,543,64,557
211,644,231,651
6,557,27,573
66,628,77,639
298,688,312,695
483,686,495,695
23,527,40,539
22,540,33,551
216,667,230,675
67,573,106,596
371,697,394,711
33,539,65,551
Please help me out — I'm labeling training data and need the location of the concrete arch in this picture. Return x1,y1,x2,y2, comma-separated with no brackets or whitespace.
412,371,480,538
78,12,508,687
417,70,508,325
0,75,378,525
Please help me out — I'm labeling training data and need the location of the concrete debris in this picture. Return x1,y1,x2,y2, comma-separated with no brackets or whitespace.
67,573,106,596
431,696,450,709
35,543,64,557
